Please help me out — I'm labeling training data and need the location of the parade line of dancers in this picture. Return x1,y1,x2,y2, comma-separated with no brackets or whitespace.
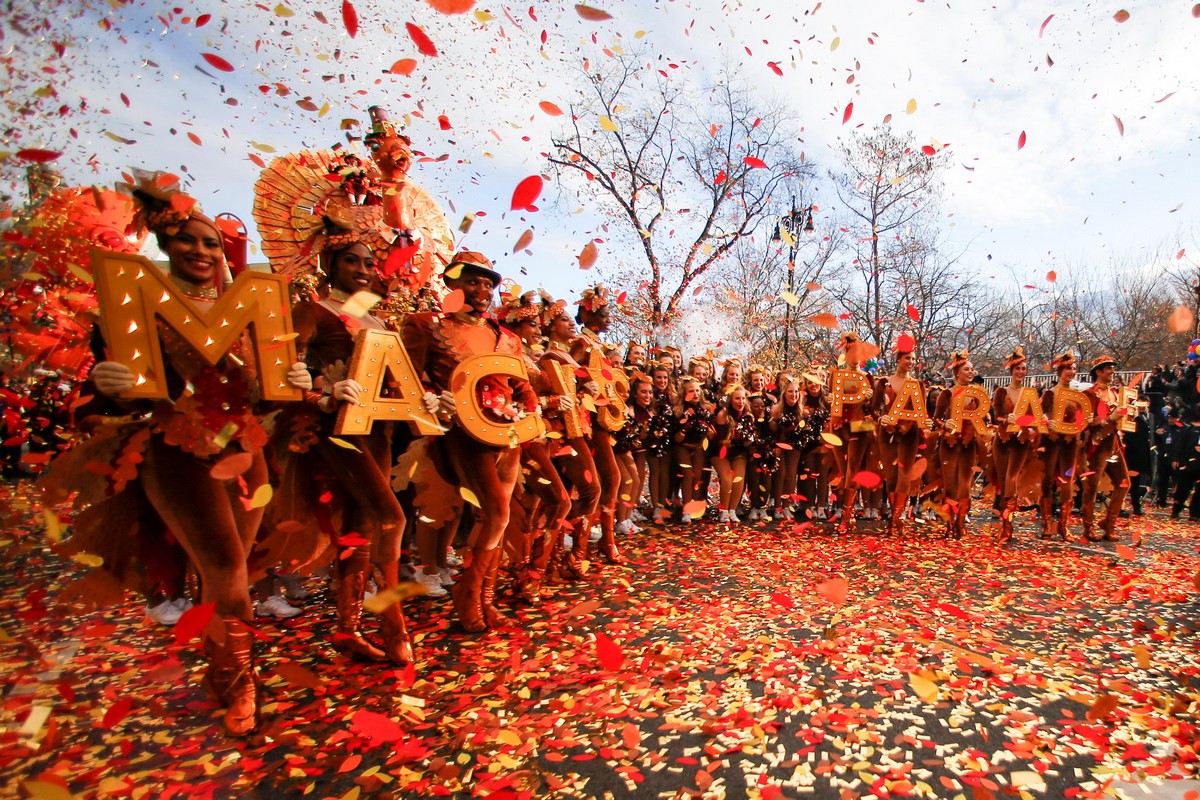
36,111,1142,736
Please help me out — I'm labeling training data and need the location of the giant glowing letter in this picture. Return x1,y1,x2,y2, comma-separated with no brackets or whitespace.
452,354,546,447
334,328,442,436
1008,386,1049,433
888,379,930,426
829,367,870,418
92,249,299,401
1050,386,1094,434
948,384,991,436
542,358,585,439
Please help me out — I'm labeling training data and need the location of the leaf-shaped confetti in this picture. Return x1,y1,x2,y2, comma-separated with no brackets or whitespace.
174,601,216,645
578,241,598,269
1113,9,1130,22
576,4,613,21
842,102,854,125
340,290,382,319
743,156,768,169
820,432,843,447
342,0,358,37
389,58,417,75
511,175,543,211
780,290,799,306
427,0,475,13
328,437,361,451
406,22,438,56
599,116,618,132
15,148,62,163
539,101,563,116
243,484,273,510
909,673,939,703
201,53,235,72
1087,692,1119,721
817,576,848,604
1017,130,1027,150
351,709,405,744
595,632,624,670
1167,305,1195,333
459,486,481,507
1113,115,1124,136
210,452,255,480
1039,14,1054,37
811,312,838,329
852,470,881,489
440,288,465,314
274,662,326,690
906,304,920,322
20,782,77,800
905,98,917,115
1046,270,1057,282
100,697,134,729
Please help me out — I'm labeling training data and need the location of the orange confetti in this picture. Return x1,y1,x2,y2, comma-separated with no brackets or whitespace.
389,58,417,75
1168,306,1195,334
577,241,598,269
1087,692,1119,721
575,4,613,21
595,632,624,670
510,175,543,211
426,0,475,13
1113,9,1130,22
201,53,235,72
538,100,564,116
440,288,465,313
811,312,838,329
852,470,881,489
1046,270,1057,283
817,577,848,604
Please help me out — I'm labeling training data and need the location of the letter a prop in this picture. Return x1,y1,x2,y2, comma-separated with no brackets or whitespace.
334,329,441,436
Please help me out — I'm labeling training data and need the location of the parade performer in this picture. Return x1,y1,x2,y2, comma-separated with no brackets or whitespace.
645,363,676,525
712,385,756,524
402,252,540,631
990,347,1041,543
540,294,602,577
1080,355,1131,541
497,290,573,602
828,333,874,533
41,174,311,736
1038,352,1088,540
872,336,933,536
614,377,653,534
569,285,624,563
798,370,833,521
933,350,985,539
673,377,716,523
768,378,807,520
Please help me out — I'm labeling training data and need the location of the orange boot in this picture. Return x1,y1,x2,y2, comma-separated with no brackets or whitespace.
452,547,489,632
331,548,387,662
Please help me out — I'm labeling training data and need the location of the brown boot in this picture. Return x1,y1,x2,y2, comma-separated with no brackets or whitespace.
331,549,386,662
205,617,258,737
597,506,623,564
1039,498,1052,539
1056,507,1071,541
887,493,906,536
518,526,553,603
1100,508,1120,541
377,561,414,665
997,499,1015,545
452,547,489,632
560,517,589,580
480,547,510,629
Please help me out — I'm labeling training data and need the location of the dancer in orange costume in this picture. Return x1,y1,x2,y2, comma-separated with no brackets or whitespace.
990,347,1041,544
497,290,573,602
42,174,311,736
933,351,984,539
1080,355,1131,541
569,285,624,564
1038,352,1088,540
828,332,874,533
872,336,933,536
402,252,539,631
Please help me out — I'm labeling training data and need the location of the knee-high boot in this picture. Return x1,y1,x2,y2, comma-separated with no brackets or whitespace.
837,488,857,533
480,547,509,628
887,492,906,536
560,517,589,579
519,524,555,602
332,548,387,662
377,561,414,665
1039,497,1052,539
204,617,259,737
452,547,489,632
597,506,623,564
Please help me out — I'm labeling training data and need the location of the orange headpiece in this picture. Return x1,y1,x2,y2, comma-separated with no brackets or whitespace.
1089,354,1117,377
497,287,540,327
1048,351,1076,373
893,333,916,355
538,290,567,330
576,284,609,312
1003,347,1027,371
945,349,970,372
838,331,861,351
118,169,220,243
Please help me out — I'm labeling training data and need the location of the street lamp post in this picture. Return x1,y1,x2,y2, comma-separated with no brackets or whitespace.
773,198,815,368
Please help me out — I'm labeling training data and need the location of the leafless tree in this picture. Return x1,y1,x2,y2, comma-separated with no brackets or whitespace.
548,50,811,332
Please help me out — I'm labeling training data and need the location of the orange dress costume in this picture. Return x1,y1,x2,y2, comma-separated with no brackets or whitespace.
828,333,874,533
1080,355,1130,541
871,377,929,536
933,351,984,539
990,347,1042,543
1037,352,1088,539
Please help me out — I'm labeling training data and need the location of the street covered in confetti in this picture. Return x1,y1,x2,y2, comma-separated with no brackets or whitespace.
3,476,1198,799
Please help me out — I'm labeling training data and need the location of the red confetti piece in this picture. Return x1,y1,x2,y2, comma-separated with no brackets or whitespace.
379,243,419,277
1087,692,1120,721
510,175,543,211
201,53,235,72
1113,115,1124,136
921,145,937,155
274,662,325,690
342,0,358,38
538,100,563,116
426,0,475,13
852,470,881,489
817,577,848,604
595,632,624,670
338,532,369,548
195,13,211,26
389,58,417,75
767,61,782,76
100,697,134,729
1017,130,1027,150
771,592,794,609
1047,270,1057,282
406,22,438,56
1116,545,1137,560
842,102,854,124
743,156,768,169
173,601,216,645
906,304,920,322
1113,9,1130,22
896,333,915,352
15,148,62,163
440,289,465,314
1039,14,1054,37
351,709,405,744
578,241,598,269
210,452,254,480
575,4,613,21
1015,414,1034,426
438,114,452,130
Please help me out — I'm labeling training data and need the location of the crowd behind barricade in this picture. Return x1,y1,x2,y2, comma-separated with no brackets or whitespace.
17,109,1200,738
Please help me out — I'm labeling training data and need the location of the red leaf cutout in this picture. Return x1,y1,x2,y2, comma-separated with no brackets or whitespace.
852,470,881,489
406,22,438,56
817,577,848,604
539,100,563,116
744,156,768,169
351,709,405,744
906,304,920,322
173,601,216,645
595,632,625,670
1039,14,1054,37
511,175,543,211
1017,130,1027,150
202,53,235,72
575,4,613,21
842,102,854,124
15,148,62,163
767,61,782,76
100,697,134,729
342,0,358,37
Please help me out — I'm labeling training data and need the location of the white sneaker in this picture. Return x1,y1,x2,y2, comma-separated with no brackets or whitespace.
728,510,741,525
445,548,463,568
718,509,730,523
781,508,793,521
652,508,667,524
146,597,191,627
589,525,602,543
255,595,302,619
680,513,692,525
615,519,632,535
814,507,827,521
277,573,309,601
631,509,646,523
413,569,448,598
437,567,457,587
761,509,774,522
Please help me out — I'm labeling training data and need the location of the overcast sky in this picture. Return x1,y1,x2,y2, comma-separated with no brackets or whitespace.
4,0,1198,307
